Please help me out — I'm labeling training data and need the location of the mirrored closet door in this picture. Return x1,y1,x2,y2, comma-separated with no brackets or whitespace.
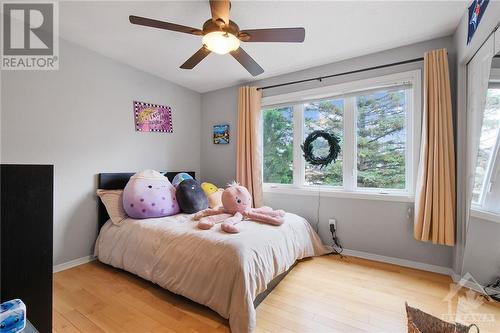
462,31,500,289
471,57,500,216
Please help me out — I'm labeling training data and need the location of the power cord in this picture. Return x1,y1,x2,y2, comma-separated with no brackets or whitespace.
329,223,344,257
315,185,343,257
484,277,500,302
314,187,321,233
314,184,343,257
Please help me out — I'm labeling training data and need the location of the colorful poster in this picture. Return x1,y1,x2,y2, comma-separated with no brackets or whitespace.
133,101,173,133
213,124,230,144
467,0,490,44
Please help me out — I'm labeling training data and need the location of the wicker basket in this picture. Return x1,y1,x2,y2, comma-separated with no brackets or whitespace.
405,303,479,333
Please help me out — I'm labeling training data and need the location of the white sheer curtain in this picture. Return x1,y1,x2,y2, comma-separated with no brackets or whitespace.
465,35,495,226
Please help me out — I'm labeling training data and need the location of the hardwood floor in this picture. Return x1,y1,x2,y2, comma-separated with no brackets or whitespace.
53,255,500,333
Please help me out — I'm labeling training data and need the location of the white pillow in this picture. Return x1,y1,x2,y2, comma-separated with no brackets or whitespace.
96,189,127,226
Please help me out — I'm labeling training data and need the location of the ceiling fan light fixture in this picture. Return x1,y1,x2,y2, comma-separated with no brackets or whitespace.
130,0,305,76
202,31,240,55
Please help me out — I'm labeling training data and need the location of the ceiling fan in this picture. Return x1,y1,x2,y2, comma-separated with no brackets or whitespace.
129,0,305,76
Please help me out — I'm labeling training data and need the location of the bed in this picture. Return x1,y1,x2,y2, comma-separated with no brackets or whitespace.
94,172,331,333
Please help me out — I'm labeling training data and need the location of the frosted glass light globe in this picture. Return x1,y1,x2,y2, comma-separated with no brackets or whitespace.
202,31,240,55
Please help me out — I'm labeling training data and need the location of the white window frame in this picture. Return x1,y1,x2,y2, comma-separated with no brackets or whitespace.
262,70,422,202
471,68,500,220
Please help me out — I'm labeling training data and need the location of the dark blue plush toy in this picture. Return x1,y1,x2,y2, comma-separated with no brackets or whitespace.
176,179,208,214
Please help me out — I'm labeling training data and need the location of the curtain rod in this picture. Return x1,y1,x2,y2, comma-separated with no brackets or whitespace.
256,57,424,91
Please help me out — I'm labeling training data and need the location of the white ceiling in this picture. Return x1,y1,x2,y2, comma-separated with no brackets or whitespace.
59,1,467,93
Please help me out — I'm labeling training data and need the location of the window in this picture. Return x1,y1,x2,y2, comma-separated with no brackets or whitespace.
262,71,421,198
472,77,500,213
304,98,344,186
356,89,407,190
263,106,294,184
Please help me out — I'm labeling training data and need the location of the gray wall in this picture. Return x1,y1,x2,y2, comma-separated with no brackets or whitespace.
1,39,202,265
462,217,500,285
201,37,456,268
492,57,500,69
200,85,239,185
452,2,500,278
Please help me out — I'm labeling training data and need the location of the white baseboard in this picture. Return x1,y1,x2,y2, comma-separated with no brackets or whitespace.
53,255,95,273
342,248,454,276
341,250,493,297
54,251,452,276
53,251,488,296
451,273,462,283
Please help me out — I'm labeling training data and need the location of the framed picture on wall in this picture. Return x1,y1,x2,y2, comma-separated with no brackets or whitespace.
133,101,173,133
213,124,230,144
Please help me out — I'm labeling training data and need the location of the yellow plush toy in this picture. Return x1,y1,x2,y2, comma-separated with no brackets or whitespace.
201,182,224,209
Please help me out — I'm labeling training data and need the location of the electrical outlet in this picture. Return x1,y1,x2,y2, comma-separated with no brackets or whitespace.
328,218,337,230
406,206,413,220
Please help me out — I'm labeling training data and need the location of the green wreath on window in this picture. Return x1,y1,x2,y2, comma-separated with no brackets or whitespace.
301,130,341,168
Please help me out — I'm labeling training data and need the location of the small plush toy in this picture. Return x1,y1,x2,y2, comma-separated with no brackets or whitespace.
123,170,180,219
172,172,193,188
193,183,285,233
176,179,209,214
201,182,223,208
0,299,26,333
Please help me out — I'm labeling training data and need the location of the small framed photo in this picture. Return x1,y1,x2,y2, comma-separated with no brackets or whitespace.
213,124,230,144
133,101,173,133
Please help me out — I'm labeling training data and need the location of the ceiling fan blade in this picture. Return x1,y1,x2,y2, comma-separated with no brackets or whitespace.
129,15,203,35
230,47,264,76
239,28,305,42
209,0,230,26
180,47,211,69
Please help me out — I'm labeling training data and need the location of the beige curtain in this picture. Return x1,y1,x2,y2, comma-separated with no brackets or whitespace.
236,86,264,207
414,49,456,246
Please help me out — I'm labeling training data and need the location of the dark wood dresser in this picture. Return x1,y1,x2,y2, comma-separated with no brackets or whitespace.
1,164,53,333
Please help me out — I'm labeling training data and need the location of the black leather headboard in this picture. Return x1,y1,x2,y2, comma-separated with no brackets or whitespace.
97,171,195,229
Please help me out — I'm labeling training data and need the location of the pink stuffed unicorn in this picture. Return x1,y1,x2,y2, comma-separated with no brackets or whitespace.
193,183,285,233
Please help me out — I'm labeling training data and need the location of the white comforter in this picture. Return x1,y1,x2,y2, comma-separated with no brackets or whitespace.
95,213,331,333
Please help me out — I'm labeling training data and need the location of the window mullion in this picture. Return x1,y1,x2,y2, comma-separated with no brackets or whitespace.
405,88,412,194
343,97,356,191
482,130,500,210
293,104,305,187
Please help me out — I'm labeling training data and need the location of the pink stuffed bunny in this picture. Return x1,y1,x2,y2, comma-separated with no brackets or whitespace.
193,183,285,233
